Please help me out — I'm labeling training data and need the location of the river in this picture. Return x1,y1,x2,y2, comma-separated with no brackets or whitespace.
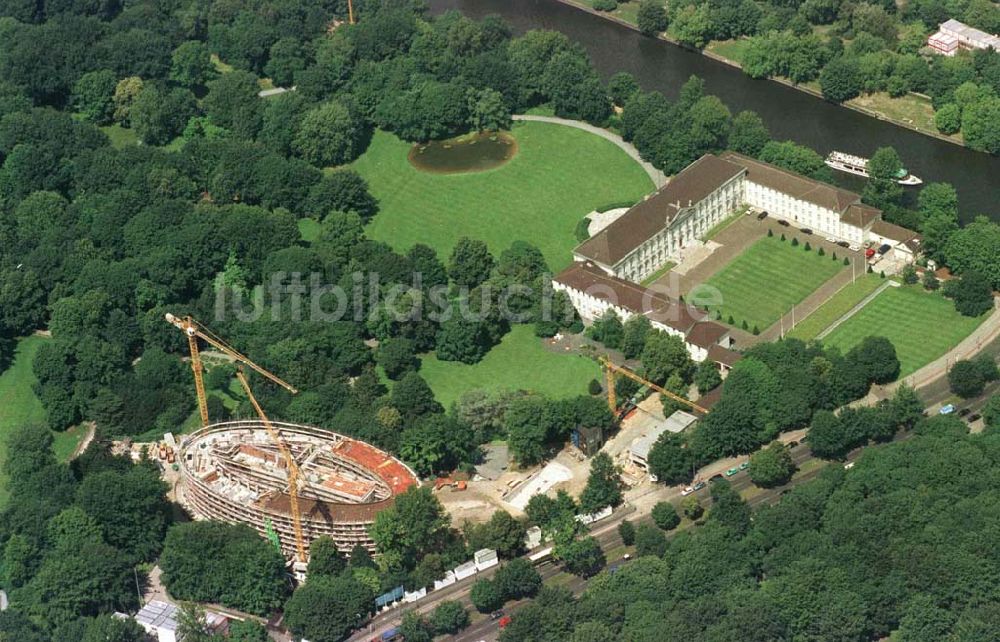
429,0,1000,223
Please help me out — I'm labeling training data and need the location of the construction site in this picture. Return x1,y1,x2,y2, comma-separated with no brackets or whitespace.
178,419,418,558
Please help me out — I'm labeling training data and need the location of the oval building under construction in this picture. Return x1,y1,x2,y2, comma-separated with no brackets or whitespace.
178,420,419,558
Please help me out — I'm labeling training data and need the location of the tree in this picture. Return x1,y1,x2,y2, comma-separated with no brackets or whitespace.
694,360,722,394
983,395,1000,428
806,410,853,459
647,431,694,484
935,102,962,134
203,70,261,138
294,101,366,167
641,331,694,385
467,88,511,132
608,72,640,107
621,315,652,359
430,601,470,635
637,0,670,36
901,264,919,285
465,510,527,559
918,182,959,262
170,40,214,88
758,139,834,182
672,4,715,49
819,56,862,103
112,76,144,126
961,96,1000,154
651,501,681,530
949,359,986,398
708,479,751,535
449,237,495,288
495,558,542,600
634,523,667,557
506,396,550,467
951,271,994,317
946,217,1000,290
284,572,374,642
682,495,704,520
229,620,269,642
72,70,117,125
748,441,795,487
923,270,940,290
377,337,418,379
729,110,770,156
435,316,493,364
368,486,451,572
618,519,636,545
390,371,443,419
159,522,288,615
579,452,624,514
82,615,149,642
847,336,900,385
308,536,345,578
471,578,504,613
541,51,611,124
558,536,605,577
587,310,624,349
264,38,306,88
130,84,196,145
863,146,905,210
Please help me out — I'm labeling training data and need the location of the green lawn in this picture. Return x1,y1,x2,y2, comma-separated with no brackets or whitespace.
354,121,654,270
99,124,139,149
418,325,601,408
699,236,844,330
0,336,85,507
787,274,884,341
706,39,752,65
822,286,988,377
298,217,322,242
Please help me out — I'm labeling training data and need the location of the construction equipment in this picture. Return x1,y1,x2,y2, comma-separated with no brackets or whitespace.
164,313,298,427
165,313,307,563
348,0,355,24
598,356,709,415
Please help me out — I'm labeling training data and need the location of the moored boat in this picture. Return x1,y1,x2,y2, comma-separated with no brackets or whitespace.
824,151,923,186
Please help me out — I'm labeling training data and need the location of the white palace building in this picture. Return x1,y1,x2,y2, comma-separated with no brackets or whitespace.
553,151,921,371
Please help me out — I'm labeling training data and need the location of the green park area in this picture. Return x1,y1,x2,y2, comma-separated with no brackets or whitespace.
787,274,884,341
354,121,654,270
418,325,601,408
823,285,988,377
0,336,85,507
700,236,844,331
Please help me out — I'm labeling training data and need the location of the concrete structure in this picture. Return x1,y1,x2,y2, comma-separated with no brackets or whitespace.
179,420,419,558
628,410,700,472
552,260,740,369
474,548,500,571
929,19,1000,56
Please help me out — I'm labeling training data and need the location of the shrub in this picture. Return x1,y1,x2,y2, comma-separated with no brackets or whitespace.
818,246,825,256
880,270,886,278
593,0,618,10
727,315,735,325
682,495,703,519
588,379,603,395
767,228,773,237
470,579,503,613
901,264,918,285
618,519,635,546
843,257,850,265
791,237,799,247
949,360,985,398
804,241,811,251
741,319,749,330
752,325,760,335
780,233,786,241
923,271,940,290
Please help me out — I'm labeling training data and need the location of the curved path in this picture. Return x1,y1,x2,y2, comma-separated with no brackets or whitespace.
513,114,667,188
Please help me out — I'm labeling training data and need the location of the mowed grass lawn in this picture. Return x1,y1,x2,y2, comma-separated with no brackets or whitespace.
700,236,844,330
787,274,884,341
0,336,85,507
418,325,601,408
354,121,654,270
823,285,988,377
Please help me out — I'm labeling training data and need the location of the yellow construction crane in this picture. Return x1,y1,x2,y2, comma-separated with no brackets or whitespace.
348,0,355,24
165,313,307,563
598,355,709,415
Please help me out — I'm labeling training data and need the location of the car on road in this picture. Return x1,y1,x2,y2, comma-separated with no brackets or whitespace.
800,228,813,235
490,610,505,620
940,404,955,415
739,461,749,471
725,467,740,476
681,485,695,496
778,219,790,226
756,211,768,220
865,248,876,258
825,236,836,243
837,241,850,248
692,480,707,492
849,243,861,251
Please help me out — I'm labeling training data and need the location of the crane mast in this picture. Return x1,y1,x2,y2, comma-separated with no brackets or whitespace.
166,313,307,563
599,355,709,415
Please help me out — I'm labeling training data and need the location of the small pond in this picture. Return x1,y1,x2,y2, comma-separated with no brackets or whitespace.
408,131,517,173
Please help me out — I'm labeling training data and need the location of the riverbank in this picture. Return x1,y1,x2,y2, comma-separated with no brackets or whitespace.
557,0,967,150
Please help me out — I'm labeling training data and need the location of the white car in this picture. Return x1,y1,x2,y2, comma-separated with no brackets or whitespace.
844,461,855,470
848,243,860,252
825,236,837,243
681,486,695,496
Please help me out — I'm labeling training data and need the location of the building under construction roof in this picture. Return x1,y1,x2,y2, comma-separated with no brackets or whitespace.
178,420,419,558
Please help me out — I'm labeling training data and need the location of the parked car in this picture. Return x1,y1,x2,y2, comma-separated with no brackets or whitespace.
778,219,790,226
491,610,505,621
692,480,707,492
800,228,813,234
499,616,512,629
756,210,768,220
848,243,861,251
681,486,695,496
865,248,876,258
725,467,739,476
940,404,956,415
844,461,855,470
739,461,749,471
878,243,891,255
837,241,850,248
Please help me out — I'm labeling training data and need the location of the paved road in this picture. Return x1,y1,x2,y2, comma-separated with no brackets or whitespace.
511,114,667,187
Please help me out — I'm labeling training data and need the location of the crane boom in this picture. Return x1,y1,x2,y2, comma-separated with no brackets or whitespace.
599,356,709,415
236,368,308,563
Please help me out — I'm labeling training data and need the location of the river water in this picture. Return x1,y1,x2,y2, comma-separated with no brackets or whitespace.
430,0,1000,223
